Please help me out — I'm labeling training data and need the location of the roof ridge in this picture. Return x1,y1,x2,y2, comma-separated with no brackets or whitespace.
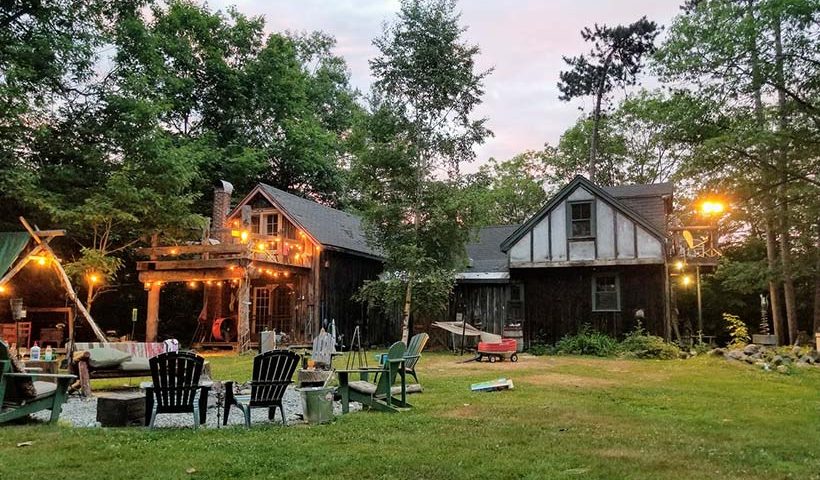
260,183,360,219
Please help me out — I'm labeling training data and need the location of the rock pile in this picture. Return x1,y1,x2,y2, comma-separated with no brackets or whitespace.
713,344,820,373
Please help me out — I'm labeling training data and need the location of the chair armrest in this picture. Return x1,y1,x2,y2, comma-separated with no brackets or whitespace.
4,372,77,380
24,367,44,373
335,368,383,374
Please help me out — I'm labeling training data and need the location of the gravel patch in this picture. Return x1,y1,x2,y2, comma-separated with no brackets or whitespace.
32,385,361,428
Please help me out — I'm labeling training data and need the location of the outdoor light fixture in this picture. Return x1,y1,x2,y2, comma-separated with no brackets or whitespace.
0,285,6,294
681,275,693,286
675,260,685,271
188,281,197,288
88,273,100,284
700,200,725,215
240,230,249,243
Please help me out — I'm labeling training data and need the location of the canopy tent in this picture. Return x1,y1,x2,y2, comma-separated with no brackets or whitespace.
0,232,30,279
0,217,107,343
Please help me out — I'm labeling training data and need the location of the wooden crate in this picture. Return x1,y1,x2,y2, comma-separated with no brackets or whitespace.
96,392,146,427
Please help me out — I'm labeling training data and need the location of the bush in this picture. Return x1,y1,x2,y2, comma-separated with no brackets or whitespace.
723,312,749,348
527,343,551,356
619,329,681,359
555,325,619,357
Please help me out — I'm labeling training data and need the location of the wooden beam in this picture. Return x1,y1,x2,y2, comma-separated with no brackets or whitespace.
0,244,44,286
25,229,65,237
137,258,243,271
138,269,242,283
146,283,160,342
135,244,247,257
19,216,108,343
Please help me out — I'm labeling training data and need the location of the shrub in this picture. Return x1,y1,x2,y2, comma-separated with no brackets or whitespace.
527,343,551,356
723,312,749,348
619,329,681,359
554,325,618,357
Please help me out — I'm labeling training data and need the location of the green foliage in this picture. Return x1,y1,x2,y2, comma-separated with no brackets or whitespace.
554,325,619,357
527,343,551,356
466,150,553,225
350,0,491,337
723,313,750,348
619,325,682,360
355,269,456,317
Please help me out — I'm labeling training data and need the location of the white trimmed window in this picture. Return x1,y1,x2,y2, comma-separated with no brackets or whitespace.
592,274,620,312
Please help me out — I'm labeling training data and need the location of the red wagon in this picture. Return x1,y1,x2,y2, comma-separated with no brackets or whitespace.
476,338,519,363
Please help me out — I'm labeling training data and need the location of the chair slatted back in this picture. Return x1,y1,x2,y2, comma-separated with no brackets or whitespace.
374,341,406,394
404,333,429,370
150,351,204,412
249,350,299,407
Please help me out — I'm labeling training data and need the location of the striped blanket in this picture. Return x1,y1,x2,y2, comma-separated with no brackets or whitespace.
73,342,166,360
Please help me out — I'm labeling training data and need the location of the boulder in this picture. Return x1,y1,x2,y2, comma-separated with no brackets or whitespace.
799,355,815,365
776,365,790,374
743,344,761,355
726,350,747,362
749,352,762,361
772,355,784,366
710,348,726,357
810,350,820,362
792,346,802,356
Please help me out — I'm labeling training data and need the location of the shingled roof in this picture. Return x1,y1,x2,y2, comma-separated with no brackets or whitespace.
258,184,382,259
602,182,673,232
466,225,520,273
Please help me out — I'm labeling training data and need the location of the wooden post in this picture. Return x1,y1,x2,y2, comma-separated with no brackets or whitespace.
663,263,672,342
146,283,160,342
145,233,160,342
237,271,251,352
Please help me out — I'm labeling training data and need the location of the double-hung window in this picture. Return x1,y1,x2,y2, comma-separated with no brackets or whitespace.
569,201,594,238
592,274,620,312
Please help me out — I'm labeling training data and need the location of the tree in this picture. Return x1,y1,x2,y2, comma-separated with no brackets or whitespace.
352,0,491,343
558,17,659,183
657,0,820,343
467,150,554,225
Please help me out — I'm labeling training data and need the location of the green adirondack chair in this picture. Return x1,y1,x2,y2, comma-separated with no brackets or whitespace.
0,341,75,424
404,332,429,384
337,341,411,414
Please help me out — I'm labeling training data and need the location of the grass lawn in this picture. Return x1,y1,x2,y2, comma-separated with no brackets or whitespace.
2,352,820,479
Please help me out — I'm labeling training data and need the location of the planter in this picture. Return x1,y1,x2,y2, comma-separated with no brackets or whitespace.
752,334,778,346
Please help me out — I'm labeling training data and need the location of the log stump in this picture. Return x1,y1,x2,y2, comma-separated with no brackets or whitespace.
96,391,146,427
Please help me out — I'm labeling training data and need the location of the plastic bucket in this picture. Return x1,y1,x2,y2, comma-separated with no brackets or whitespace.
298,387,334,424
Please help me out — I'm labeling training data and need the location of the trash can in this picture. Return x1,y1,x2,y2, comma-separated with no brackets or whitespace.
298,387,334,424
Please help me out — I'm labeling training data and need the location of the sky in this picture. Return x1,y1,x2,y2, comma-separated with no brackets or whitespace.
211,0,683,170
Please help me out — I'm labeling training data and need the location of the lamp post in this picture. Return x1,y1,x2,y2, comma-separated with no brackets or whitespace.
695,199,725,337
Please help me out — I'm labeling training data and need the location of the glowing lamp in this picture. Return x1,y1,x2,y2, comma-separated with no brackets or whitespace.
701,201,725,215
0,285,7,294
188,281,197,288
681,275,693,286
675,260,684,271
240,230,249,243
257,242,266,251
88,273,100,284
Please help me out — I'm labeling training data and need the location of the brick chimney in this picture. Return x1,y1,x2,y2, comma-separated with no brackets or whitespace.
212,180,234,242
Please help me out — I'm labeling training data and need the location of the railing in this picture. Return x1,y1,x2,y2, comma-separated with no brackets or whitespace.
668,226,721,265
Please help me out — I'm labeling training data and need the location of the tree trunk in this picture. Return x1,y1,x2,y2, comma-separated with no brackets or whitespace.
401,276,412,345
814,222,820,334
765,217,784,344
773,13,799,344
588,97,600,182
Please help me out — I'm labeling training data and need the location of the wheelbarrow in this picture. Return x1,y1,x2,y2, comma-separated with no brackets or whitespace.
475,338,518,363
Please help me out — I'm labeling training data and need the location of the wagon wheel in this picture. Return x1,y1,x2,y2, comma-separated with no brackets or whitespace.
489,355,497,363
510,353,519,363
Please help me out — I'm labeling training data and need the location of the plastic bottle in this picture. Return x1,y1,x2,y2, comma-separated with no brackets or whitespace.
30,342,41,361
44,345,53,361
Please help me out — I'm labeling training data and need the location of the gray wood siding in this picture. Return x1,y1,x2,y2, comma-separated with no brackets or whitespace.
509,185,665,267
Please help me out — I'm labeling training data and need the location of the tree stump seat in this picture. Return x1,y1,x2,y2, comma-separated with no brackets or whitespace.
96,391,145,427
